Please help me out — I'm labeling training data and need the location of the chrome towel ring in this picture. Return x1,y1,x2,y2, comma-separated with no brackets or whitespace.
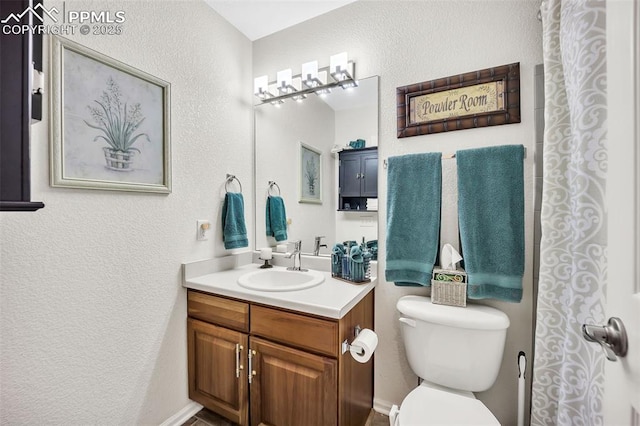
268,181,281,196
225,174,243,193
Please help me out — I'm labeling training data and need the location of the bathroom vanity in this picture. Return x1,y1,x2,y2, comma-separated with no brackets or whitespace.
184,262,375,426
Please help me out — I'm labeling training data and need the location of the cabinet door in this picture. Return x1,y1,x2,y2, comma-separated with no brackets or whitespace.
188,318,248,425
250,337,337,426
361,153,378,198
339,156,362,197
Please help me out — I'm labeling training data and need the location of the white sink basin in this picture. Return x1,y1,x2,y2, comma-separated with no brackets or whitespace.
237,268,325,292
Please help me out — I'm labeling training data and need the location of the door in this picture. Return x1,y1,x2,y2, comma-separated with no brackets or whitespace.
249,337,337,426
339,154,362,197
361,152,379,197
187,318,249,425
603,0,640,423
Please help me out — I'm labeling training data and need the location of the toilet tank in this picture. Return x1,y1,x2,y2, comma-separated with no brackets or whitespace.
396,295,510,392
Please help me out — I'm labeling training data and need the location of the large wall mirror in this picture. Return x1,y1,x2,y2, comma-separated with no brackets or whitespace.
254,76,379,256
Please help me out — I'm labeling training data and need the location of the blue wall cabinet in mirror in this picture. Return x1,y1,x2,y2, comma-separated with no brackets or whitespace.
338,147,378,211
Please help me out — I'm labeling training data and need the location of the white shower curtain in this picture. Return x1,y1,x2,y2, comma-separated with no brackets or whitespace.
531,0,608,425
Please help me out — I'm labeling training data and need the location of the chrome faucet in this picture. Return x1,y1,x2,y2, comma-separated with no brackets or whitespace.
285,240,306,271
313,236,327,256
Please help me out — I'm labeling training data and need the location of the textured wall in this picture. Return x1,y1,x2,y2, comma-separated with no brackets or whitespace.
254,1,542,424
0,1,252,423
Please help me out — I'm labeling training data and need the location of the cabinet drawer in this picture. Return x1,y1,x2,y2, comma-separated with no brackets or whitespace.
188,290,249,332
251,305,339,357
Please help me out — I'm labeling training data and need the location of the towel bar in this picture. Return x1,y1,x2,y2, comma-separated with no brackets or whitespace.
225,174,243,193
383,147,528,168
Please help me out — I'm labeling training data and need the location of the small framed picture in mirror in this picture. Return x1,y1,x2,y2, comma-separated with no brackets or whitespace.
299,142,322,204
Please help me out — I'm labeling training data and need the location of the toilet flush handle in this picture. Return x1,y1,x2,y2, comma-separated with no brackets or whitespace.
399,317,416,327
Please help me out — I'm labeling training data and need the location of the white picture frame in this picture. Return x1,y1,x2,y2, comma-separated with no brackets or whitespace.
299,142,322,204
50,36,171,193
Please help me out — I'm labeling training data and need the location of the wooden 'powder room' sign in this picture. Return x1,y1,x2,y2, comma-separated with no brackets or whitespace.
396,63,521,137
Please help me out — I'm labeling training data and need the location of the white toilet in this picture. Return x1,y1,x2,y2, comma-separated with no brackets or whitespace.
390,295,510,426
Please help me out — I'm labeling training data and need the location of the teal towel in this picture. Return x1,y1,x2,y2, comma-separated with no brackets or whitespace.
331,243,345,276
222,192,248,250
332,243,345,257
385,153,442,286
457,145,525,302
350,245,365,281
350,245,363,262
266,196,288,242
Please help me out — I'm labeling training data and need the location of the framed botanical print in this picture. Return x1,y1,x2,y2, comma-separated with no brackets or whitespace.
50,36,171,193
299,142,322,204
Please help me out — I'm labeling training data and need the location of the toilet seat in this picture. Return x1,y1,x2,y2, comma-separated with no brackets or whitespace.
397,384,500,425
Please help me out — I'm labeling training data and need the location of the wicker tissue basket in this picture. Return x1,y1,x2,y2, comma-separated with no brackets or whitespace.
431,268,467,307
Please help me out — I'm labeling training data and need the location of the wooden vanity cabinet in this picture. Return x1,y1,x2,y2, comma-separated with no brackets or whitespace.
250,337,337,426
186,289,374,426
187,291,250,424
188,318,249,424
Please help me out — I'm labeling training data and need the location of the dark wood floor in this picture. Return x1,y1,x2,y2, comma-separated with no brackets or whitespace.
182,408,389,426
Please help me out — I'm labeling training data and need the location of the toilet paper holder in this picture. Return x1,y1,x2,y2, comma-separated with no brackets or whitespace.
341,325,364,355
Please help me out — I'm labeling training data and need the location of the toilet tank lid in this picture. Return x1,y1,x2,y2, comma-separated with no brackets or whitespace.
396,296,510,330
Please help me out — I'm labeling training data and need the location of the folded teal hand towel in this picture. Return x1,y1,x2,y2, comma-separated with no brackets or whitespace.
350,245,363,262
331,243,345,276
222,192,248,250
266,196,288,242
385,153,442,286
457,145,525,302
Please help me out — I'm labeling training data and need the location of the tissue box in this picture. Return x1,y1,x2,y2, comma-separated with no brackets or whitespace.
432,268,467,283
431,268,467,307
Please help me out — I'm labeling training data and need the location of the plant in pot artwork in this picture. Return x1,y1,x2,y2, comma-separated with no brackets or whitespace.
305,158,318,195
84,77,150,171
299,142,321,203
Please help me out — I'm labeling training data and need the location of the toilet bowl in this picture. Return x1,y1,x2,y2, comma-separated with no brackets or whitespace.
392,295,510,425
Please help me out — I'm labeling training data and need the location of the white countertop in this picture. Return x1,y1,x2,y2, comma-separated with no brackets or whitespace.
183,263,376,319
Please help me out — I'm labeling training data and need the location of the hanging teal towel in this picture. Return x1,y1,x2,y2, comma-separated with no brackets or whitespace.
222,192,248,250
457,145,525,302
385,152,442,286
266,196,288,242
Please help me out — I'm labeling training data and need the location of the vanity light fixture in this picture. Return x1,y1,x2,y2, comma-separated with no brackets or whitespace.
270,98,285,107
254,52,357,105
329,52,350,80
330,52,358,89
301,61,322,89
301,60,331,96
276,69,296,94
292,93,307,102
254,75,273,100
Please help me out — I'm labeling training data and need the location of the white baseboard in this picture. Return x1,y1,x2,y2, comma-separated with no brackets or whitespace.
373,398,395,416
160,401,203,426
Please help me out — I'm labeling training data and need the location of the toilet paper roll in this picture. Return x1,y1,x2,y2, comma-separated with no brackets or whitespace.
349,328,378,363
